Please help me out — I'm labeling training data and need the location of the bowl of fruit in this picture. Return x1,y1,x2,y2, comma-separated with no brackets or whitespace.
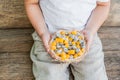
49,30,87,63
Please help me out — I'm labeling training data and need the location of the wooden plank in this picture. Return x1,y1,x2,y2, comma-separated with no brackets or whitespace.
0,29,34,52
0,0,120,28
0,0,32,29
104,51,120,80
98,26,120,39
98,26,120,51
0,27,120,52
0,52,34,80
0,51,119,80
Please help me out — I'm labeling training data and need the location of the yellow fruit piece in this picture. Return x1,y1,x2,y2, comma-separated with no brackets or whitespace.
68,50,75,55
51,41,56,46
50,46,56,50
73,54,78,58
72,42,76,45
60,52,66,57
61,57,66,61
66,54,70,59
66,36,69,39
77,51,83,56
55,38,59,42
69,37,73,41
71,31,77,35
55,38,64,43
76,41,80,45
65,44,69,48
61,52,67,60
59,38,64,43
78,36,83,40
76,45,80,48
81,48,85,53
63,40,68,44
60,31,65,35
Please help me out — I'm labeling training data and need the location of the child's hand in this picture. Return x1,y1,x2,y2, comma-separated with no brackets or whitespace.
80,29,94,52
41,32,56,59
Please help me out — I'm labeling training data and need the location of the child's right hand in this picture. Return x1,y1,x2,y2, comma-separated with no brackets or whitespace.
41,32,56,59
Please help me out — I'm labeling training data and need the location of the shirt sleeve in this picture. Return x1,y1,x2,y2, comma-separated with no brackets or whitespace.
97,0,109,2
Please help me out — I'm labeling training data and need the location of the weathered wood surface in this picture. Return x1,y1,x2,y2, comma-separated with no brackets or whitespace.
0,27,120,80
0,0,120,28
0,27,120,52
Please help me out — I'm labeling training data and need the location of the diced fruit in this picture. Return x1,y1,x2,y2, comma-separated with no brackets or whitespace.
51,41,56,46
76,45,80,48
72,42,76,45
68,50,75,55
50,46,56,50
71,31,77,35
81,48,85,53
78,36,83,40
77,51,83,56
63,40,68,44
65,44,69,48
69,37,73,41
73,54,78,58
66,54,70,59
60,31,65,35
50,30,86,61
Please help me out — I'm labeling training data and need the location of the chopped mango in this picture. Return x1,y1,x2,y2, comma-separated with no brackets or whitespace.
63,40,68,44
51,41,56,46
73,54,78,58
81,48,85,53
65,44,69,48
60,31,66,35
55,38,64,43
68,50,75,55
71,31,77,35
72,42,76,45
78,36,83,40
69,37,73,41
66,54,70,59
77,51,83,56
76,45,80,48
50,46,56,50
60,52,67,60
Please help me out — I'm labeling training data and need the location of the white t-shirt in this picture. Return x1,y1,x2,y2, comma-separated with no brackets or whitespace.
39,0,109,33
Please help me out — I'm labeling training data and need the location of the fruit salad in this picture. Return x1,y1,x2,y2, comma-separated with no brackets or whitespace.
49,30,86,62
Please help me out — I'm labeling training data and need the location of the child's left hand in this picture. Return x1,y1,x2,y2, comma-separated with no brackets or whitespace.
80,29,94,52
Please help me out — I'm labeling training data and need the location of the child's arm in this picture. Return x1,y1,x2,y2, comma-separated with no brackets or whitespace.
82,1,110,51
24,0,52,55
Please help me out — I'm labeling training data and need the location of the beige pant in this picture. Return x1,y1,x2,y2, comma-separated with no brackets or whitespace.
30,31,108,80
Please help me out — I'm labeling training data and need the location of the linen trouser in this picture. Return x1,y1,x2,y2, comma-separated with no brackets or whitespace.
30,31,108,80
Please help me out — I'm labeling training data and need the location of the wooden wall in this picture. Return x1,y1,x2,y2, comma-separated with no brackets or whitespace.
0,0,120,80
0,0,120,28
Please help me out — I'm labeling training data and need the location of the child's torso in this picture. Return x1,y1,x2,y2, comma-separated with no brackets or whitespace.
39,0,97,33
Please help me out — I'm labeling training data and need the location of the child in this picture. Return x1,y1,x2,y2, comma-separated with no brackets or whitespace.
24,0,110,80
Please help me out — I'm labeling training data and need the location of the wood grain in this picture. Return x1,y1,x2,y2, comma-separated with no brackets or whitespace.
0,27,120,52
0,51,119,80
0,27,120,80
0,0,120,28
